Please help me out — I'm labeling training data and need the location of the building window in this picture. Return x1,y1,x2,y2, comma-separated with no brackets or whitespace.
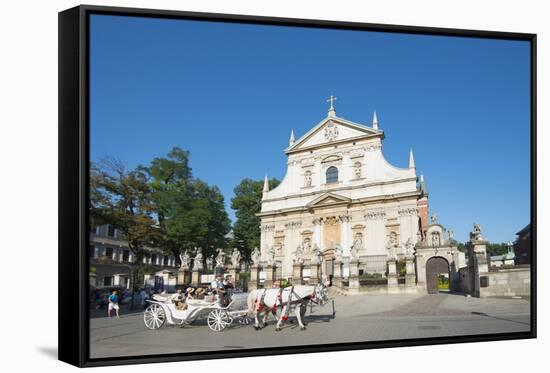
89,245,95,258
122,250,130,262
164,256,169,266
105,247,114,259
326,166,339,184
107,225,115,237
103,276,113,286
151,254,157,264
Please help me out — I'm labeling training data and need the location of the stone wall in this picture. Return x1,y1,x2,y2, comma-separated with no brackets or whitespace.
480,266,530,298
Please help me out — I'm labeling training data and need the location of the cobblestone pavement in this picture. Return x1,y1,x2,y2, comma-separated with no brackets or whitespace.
89,293,531,358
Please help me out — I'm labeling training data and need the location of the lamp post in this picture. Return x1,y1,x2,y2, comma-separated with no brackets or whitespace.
316,247,323,285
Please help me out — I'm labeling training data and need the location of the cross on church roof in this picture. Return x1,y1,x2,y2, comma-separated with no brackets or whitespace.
327,95,337,110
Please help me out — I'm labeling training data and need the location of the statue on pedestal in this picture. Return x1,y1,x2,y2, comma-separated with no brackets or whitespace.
230,248,241,267
206,256,213,271
251,247,260,266
179,250,190,270
292,244,304,264
193,247,203,270
215,248,225,268
470,223,484,241
404,238,414,256
266,246,276,266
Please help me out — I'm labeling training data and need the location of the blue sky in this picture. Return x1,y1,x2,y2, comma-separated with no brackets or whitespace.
89,14,531,244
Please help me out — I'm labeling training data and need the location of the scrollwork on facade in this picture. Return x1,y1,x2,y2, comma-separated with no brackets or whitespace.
284,221,302,230
364,143,382,152
364,209,386,220
261,224,275,232
398,207,419,217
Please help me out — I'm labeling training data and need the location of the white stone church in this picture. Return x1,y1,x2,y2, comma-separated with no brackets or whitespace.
258,97,432,282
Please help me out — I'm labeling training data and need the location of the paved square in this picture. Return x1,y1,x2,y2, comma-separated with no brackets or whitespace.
90,293,531,358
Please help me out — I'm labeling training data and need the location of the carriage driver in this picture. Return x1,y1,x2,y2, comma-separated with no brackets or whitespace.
211,274,229,306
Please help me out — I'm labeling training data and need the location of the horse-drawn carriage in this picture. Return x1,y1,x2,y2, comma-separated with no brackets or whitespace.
143,292,250,332
143,284,332,332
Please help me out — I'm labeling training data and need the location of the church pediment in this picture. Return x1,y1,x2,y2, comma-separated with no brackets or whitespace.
307,192,351,208
286,116,382,154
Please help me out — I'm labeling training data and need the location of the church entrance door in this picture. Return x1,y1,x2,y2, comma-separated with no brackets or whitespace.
426,257,450,294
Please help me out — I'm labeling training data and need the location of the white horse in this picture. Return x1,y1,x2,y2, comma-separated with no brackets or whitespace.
246,284,328,331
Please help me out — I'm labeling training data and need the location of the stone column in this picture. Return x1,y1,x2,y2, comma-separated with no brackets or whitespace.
249,265,259,290
348,259,360,292
292,262,303,285
405,255,416,288
387,258,398,292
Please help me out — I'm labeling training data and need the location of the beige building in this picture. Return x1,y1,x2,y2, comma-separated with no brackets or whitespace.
258,99,430,281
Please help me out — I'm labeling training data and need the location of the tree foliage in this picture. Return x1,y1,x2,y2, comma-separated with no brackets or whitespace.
90,147,231,265
230,178,280,260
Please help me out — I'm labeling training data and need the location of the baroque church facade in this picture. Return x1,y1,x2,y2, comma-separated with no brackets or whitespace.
258,98,430,282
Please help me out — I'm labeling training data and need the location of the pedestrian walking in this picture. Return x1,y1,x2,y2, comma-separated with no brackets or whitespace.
108,290,120,318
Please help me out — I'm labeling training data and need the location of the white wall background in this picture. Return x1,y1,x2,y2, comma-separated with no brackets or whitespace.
0,0,546,371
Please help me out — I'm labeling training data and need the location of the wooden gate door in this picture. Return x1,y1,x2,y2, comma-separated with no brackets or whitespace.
426,257,449,294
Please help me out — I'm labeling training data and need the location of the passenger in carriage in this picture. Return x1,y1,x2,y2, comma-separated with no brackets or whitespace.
194,287,206,299
171,288,187,310
185,287,195,300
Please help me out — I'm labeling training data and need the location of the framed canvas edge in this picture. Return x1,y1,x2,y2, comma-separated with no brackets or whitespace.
58,4,538,368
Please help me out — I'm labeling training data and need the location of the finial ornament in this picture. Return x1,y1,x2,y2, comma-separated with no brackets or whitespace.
263,174,269,193
409,148,416,169
289,128,295,146
372,110,379,130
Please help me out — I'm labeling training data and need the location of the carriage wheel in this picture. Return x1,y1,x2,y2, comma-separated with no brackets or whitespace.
144,304,166,330
207,309,230,332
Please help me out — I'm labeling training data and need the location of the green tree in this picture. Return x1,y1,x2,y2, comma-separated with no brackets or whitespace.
90,157,161,297
230,178,280,260
139,147,230,259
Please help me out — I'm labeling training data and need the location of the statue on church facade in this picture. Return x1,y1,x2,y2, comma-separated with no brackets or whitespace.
304,171,312,187
404,238,414,256
292,244,304,264
354,162,362,179
352,232,364,252
430,213,438,224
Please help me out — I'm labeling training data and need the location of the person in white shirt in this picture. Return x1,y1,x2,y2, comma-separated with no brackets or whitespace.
171,288,186,310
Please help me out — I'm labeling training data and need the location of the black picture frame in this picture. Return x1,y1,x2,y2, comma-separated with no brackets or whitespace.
58,4,537,368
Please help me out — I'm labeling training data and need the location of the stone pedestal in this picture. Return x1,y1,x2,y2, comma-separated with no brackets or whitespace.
292,263,303,285
348,260,360,291
405,256,416,287
264,265,275,288
177,269,189,286
332,260,343,287
227,266,239,284
191,269,201,287
387,259,398,292
248,265,259,290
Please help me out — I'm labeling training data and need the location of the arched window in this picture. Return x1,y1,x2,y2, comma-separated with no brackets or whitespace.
326,166,339,184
